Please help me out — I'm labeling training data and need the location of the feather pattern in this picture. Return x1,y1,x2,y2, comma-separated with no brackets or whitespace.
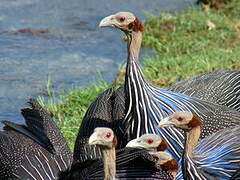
70,149,174,180
74,13,240,177
0,99,72,179
20,99,72,160
169,70,240,111
74,87,127,163
124,59,240,161
175,126,240,180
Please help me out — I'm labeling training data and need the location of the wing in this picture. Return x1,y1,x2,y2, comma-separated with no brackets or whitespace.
193,126,240,179
0,126,71,180
2,120,50,150
168,70,240,111
21,99,72,158
0,131,24,179
1,99,73,178
16,148,71,180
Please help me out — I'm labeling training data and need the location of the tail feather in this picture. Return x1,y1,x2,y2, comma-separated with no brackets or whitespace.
2,120,52,152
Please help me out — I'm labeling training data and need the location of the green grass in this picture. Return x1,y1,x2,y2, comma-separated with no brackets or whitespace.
142,0,240,86
39,0,240,150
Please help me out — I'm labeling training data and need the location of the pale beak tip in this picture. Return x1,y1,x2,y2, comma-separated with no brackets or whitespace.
125,142,132,148
98,23,104,28
125,139,138,148
88,139,93,145
99,15,114,28
98,23,107,28
158,123,167,128
88,133,97,145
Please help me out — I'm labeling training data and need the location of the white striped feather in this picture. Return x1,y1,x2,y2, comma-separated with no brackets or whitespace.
175,126,240,179
16,147,71,180
169,70,240,111
124,59,240,164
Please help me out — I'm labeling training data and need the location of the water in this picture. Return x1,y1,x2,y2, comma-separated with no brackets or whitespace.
0,0,195,124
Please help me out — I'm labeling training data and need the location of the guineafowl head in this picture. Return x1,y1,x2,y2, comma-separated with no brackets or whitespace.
99,12,143,33
89,127,117,149
158,111,202,130
126,133,168,151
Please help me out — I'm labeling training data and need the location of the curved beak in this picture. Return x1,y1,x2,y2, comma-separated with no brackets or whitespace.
99,15,115,27
125,138,141,148
88,132,99,145
158,117,173,128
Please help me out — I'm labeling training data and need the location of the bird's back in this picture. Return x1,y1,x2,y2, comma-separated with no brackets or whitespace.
73,87,126,163
169,70,240,111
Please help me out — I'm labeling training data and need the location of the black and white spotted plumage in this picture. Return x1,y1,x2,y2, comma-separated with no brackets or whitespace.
124,49,240,161
74,20,240,165
0,99,73,179
70,149,174,180
74,69,240,164
73,13,240,178
175,125,240,180
73,87,127,163
169,70,240,112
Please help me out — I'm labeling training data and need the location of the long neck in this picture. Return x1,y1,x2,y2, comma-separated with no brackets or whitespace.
181,126,201,179
124,30,143,90
185,126,201,157
127,31,142,62
102,147,116,180
124,29,149,141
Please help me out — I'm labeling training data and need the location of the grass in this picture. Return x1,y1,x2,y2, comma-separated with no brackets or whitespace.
142,0,240,86
39,0,240,150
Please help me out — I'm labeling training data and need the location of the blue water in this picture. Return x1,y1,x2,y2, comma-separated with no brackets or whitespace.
0,0,195,124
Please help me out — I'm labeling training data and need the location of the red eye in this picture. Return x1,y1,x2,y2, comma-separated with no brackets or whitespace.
105,132,112,138
154,157,159,161
178,117,184,121
147,139,153,144
119,17,125,22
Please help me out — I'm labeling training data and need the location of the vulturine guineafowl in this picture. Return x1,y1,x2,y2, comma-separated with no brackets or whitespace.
158,111,240,180
73,12,240,165
150,151,178,179
88,127,117,180
97,12,240,162
0,100,172,179
74,12,240,167
84,127,175,180
126,133,168,152
126,134,178,178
